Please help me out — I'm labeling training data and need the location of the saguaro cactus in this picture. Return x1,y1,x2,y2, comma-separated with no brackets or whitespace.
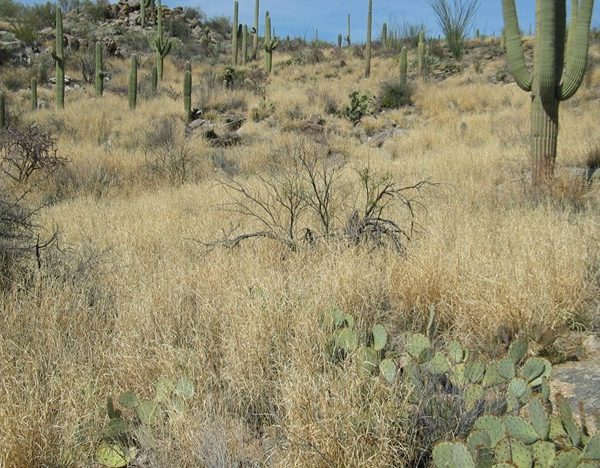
140,0,150,28
241,25,248,65
232,1,239,65
183,62,191,121
53,6,64,110
95,42,103,97
399,46,407,85
264,12,278,73
252,0,260,60
153,0,173,81
417,29,425,77
337,34,342,50
364,0,372,78
129,55,137,110
346,14,351,46
502,0,594,183
31,79,37,111
151,64,158,94
0,93,5,129
382,22,388,47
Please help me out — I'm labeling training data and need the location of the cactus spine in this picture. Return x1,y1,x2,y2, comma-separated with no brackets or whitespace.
0,93,5,129
263,12,278,73
53,6,64,110
241,25,248,65
346,14,351,46
31,79,37,111
129,55,137,110
399,46,407,85
337,34,342,50
95,42,103,97
153,0,172,81
232,1,239,65
502,0,594,183
140,0,150,28
183,62,191,121
417,29,425,77
364,0,372,78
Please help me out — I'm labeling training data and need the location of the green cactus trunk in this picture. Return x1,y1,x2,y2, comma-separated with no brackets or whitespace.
337,34,342,50
346,14,351,46
252,0,259,60
183,66,191,121
0,93,5,129
417,30,425,78
264,12,278,73
364,0,372,78
151,64,158,94
242,25,248,65
503,0,594,183
154,0,172,81
95,42,103,97
129,55,137,110
399,47,408,85
476,28,480,40
500,29,506,50
31,79,37,111
140,0,148,28
382,22,388,47
232,1,239,65
54,6,64,110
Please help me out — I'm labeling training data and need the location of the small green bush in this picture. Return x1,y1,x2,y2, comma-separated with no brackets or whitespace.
377,80,414,109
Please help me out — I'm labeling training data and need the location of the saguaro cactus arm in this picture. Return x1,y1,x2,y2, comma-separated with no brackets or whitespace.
560,0,594,100
502,0,532,92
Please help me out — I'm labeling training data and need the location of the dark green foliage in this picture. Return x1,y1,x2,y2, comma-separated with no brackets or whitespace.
377,80,414,109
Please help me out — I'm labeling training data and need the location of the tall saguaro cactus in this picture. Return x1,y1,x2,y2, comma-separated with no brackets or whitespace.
337,34,342,50
417,29,425,77
95,42,103,97
53,6,65,110
183,62,192,121
140,0,150,28
153,0,173,81
31,79,37,111
232,1,239,65
399,47,408,85
364,0,372,78
242,25,248,65
0,93,5,129
502,0,594,183
382,22,388,47
252,0,259,60
264,12,278,73
129,55,137,110
346,14,351,46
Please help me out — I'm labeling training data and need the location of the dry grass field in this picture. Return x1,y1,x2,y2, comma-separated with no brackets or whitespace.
1,41,599,467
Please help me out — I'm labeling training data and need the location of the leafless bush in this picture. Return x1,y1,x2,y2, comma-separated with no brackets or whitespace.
0,125,65,183
145,140,200,184
203,141,434,252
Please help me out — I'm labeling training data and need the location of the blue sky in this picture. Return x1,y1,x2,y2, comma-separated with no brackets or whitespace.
171,0,600,43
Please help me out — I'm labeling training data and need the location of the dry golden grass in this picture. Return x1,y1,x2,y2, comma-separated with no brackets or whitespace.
1,45,599,466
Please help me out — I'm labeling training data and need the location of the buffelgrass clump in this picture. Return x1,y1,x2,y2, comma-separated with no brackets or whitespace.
377,80,415,109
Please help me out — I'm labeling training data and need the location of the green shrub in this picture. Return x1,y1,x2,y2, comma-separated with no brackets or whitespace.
377,80,414,109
